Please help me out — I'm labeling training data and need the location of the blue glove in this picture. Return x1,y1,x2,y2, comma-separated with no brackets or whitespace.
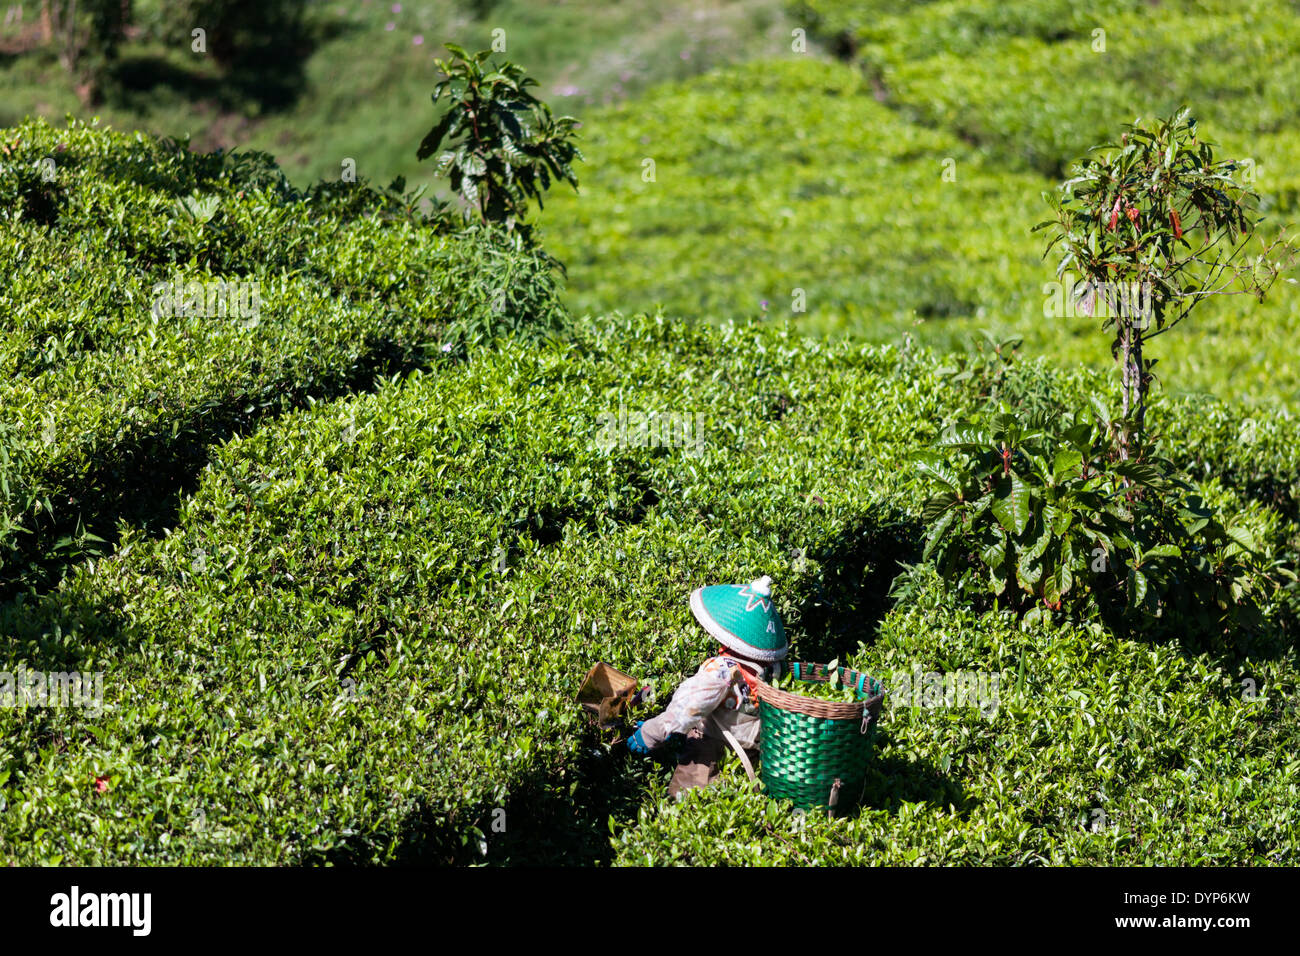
627,722,652,756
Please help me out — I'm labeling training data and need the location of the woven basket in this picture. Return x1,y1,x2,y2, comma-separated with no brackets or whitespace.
756,661,885,815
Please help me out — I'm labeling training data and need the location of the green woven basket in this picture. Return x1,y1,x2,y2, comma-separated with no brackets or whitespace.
756,661,885,815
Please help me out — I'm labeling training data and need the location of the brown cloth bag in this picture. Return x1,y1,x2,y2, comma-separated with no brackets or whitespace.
668,727,760,798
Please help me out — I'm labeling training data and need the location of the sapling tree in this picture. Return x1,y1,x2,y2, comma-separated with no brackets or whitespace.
418,43,582,242
1036,109,1296,458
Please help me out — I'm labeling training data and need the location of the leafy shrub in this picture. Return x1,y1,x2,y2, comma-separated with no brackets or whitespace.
419,44,582,242
935,332,1023,410
0,117,566,595
916,402,1281,636
1161,395,1300,518
2,314,1296,865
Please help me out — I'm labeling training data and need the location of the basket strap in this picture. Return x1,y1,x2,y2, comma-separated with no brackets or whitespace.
725,658,762,699
719,728,758,788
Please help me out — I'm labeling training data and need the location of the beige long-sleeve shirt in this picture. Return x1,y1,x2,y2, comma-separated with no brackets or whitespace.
639,655,776,751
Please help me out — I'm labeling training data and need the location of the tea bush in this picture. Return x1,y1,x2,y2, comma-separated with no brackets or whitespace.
2,313,1296,864
0,118,565,594
537,56,1300,405
0,312,954,863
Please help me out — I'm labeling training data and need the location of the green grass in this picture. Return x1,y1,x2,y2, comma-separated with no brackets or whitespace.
0,0,796,188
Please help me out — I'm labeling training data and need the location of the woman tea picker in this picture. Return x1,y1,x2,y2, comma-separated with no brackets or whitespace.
627,575,788,797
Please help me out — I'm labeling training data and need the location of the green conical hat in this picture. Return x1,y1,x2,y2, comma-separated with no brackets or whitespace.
690,575,788,662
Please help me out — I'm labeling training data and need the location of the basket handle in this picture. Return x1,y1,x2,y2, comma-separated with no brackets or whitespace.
720,728,759,788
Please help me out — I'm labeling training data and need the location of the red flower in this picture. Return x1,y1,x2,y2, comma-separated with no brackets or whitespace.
93,775,109,794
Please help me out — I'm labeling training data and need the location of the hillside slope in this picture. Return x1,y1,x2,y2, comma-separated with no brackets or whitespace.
539,35,1300,406
0,0,796,185
0,117,563,597
3,308,1297,864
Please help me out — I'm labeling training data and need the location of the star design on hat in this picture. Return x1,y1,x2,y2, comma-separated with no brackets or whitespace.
735,583,771,612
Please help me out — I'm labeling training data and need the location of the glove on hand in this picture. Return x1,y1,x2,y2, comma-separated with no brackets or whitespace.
626,721,652,756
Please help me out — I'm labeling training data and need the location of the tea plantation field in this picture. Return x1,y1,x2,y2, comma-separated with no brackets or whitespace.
540,4,1300,407
3,295,1298,862
0,118,564,596
2,116,1299,861
2,1,1300,867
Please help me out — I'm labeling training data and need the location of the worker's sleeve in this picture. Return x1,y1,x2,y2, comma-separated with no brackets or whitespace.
638,658,736,750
